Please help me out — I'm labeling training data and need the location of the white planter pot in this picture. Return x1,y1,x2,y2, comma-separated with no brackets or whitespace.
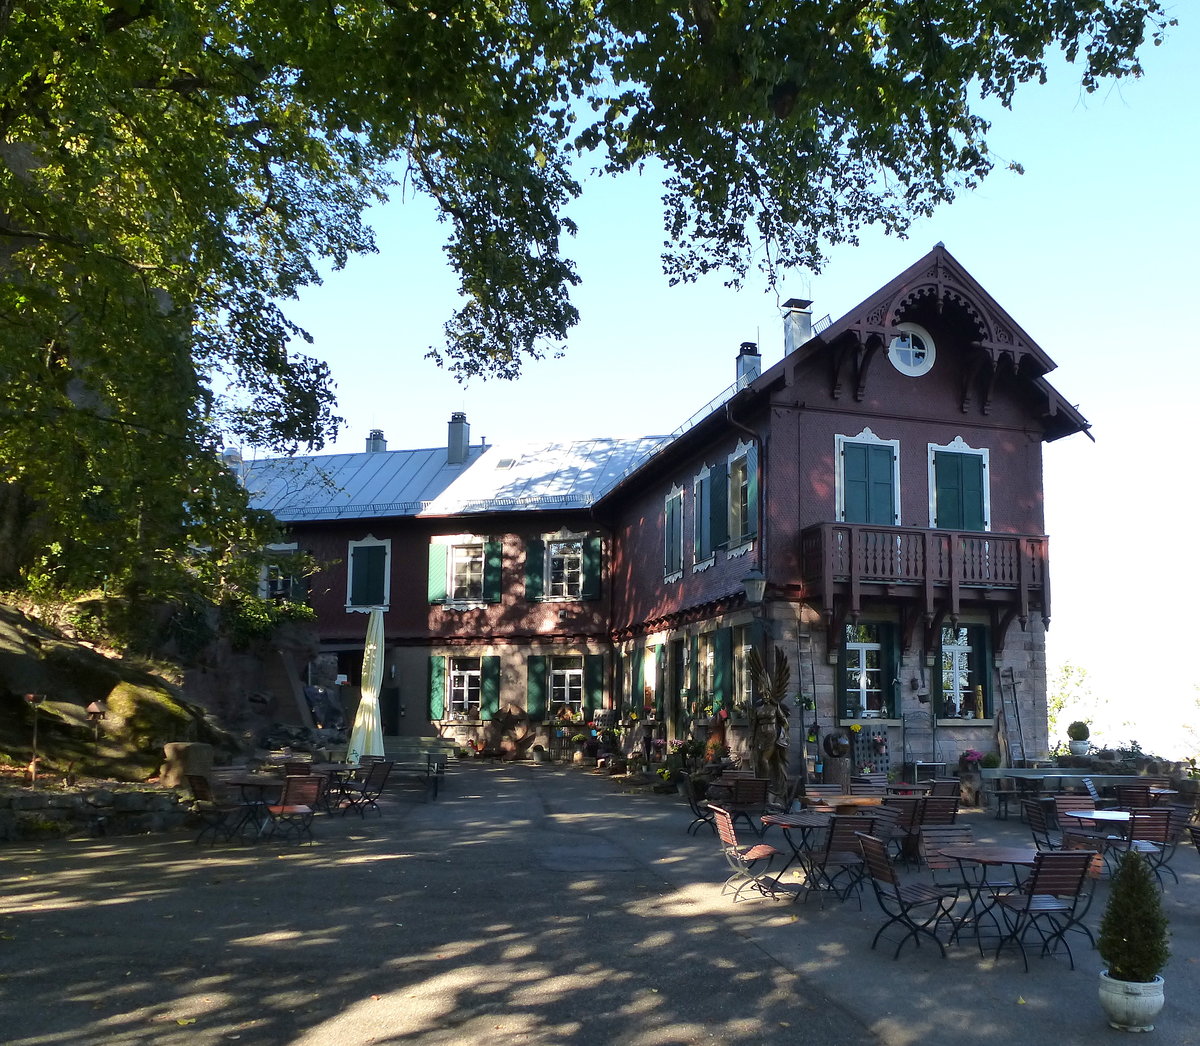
1069,740,1090,756
1099,971,1165,1032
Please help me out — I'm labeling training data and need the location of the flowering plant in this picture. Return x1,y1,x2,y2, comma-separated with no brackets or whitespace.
628,710,639,721
849,723,862,733
652,738,667,750
962,748,983,764
571,732,587,744
667,739,685,754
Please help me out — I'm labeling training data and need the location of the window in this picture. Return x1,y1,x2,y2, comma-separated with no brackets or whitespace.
732,624,756,716
696,633,715,714
836,429,899,525
261,543,300,600
887,321,936,377
727,442,758,548
347,536,390,610
694,627,732,715
929,438,989,531
550,656,584,716
548,540,582,599
449,657,482,718
937,625,992,719
428,654,500,720
524,534,602,601
428,535,502,604
840,623,897,719
693,467,714,567
450,544,483,601
664,485,683,581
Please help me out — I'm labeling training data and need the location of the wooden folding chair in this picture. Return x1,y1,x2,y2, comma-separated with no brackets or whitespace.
857,832,958,959
337,760,394,817
803,815,877,909
1109,808,1174,886
709,805,785,901
992,850,1094,970
918,796,960,826
680,772,715,836
187,774,253,845
261,775,322,844
725,776,769,837
1052,795,1109,848
1115,784,1153,810
1023,799,1063,851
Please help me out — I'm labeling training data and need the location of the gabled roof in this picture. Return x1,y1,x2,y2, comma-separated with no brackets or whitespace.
244,436,671,522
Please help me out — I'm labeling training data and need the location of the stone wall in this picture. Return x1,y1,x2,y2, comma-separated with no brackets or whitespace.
0,785,187,842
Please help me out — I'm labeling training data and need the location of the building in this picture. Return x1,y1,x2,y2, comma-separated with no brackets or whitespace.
245,245,1088,772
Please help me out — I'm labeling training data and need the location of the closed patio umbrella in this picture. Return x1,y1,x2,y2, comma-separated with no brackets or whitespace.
347,607,385,759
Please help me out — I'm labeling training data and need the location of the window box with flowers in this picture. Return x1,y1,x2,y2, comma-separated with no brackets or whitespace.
958,748,983,772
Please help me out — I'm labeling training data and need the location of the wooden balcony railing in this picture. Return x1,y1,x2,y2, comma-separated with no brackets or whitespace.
799,523,1049,623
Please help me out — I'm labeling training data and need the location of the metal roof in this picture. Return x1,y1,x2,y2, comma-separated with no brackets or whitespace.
243,436,672,522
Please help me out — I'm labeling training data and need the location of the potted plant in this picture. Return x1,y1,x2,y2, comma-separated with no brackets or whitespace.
1098,850,1169,1031
1067,720,1091,756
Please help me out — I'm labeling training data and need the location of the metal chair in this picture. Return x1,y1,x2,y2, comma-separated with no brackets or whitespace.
803,814,877,908
1052,795,1110,849
1023,799,1063,851
709,805,785,901
857,832,958,959
261,775,322,843
1115,784,1153,810
680,772,715,836
992,850,1095,971
1109,808,1174,886
337,760,394,817
186,774,252,845
928,778,961,797
725,776,770,837
1082,777,1117,809
918,795,960,826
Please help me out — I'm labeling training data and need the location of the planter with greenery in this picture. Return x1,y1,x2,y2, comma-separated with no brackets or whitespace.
1098,850,1169,1031
1067,720,1091,756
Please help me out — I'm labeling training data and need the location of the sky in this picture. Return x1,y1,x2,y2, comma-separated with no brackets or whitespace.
281,15,1200,755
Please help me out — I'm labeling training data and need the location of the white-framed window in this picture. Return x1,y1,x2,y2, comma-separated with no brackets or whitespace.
727,440,757,549
449,657,482,718
928,437,990,532
550,655,584,716
450,543,484,601
887,321,936,376
835,428,900,526
840,623,895,719
937,624,992,719
260,542,299,600
547,538,583,599
697,632,715,714
664,484,684,582
693,465,715,570
347,536,390,611
732,623,755,717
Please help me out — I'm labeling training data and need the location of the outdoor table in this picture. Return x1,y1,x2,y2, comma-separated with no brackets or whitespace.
803,794,884,815
1061,809,1131,825
1150,788,1179,803
886,782,931,795
218,773,285,835
760,811,830,882
939,845,1039,946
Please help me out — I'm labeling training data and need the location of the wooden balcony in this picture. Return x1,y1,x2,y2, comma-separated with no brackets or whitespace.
799,523,1050,627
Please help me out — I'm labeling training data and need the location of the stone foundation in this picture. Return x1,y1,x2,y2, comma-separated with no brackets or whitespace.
0,785,187,842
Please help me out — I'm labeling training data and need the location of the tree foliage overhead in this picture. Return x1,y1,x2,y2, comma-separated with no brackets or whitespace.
0,0,1174,595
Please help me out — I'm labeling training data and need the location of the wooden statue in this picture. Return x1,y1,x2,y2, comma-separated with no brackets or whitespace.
747,646,792,803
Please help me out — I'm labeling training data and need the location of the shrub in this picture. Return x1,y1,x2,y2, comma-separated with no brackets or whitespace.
1066,720,1090,741
1099,851,1169,982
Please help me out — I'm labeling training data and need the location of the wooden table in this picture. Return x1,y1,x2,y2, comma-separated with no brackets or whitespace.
804,794,884,814
761,812,831,882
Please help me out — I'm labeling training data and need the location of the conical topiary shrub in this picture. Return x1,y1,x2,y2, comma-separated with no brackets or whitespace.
1099,850,1169,982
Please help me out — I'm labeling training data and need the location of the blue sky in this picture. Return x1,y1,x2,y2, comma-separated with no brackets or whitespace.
283,16,1199,752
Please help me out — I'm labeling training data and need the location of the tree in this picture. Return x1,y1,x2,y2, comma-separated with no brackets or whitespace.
0,1,1174,595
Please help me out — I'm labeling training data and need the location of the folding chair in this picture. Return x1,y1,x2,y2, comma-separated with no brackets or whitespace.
680,772,715,836
337,760,394,817
261,775,322,844
1023,799,1063,851
1082,777,1117,809
709,805,785,901
725,776,769,837
1109,808,1173,887
917,824,978,890
928,778,961,797
918,795,960,826
1115,784,1153,810
880,796,922,863
1053,795,1109,849
187,774,252,845
857,832,958,959
802,815,877,909
992,850,1094,971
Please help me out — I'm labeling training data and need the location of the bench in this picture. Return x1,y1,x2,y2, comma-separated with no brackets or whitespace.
386,751,451,798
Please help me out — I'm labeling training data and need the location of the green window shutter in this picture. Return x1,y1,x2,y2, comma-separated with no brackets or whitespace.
934,452,985,531
713,627,732,711
613,651,625,711
710,461,728,548
526,655,547,721
585,654,605,716
649,645,664,719
694,475,711,559
581,534,602,600
969,625,992,716
664,493,682,574
746,444,759,538
688,634,699,706
525,538,545,602
879,623,899,717
428,655,445,721
844,443,896,525
483,538,503,603
632,646,644,710
427,544,447,603
351,544,386,606
480,656,501,719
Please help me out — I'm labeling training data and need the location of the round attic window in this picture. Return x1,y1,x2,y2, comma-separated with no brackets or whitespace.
887,322,935,377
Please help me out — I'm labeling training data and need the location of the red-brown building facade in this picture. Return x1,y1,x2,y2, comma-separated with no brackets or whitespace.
247,246,1087,772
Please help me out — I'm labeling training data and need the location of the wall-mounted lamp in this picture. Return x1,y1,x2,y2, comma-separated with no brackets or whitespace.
741,568,767,605
86,700,107,742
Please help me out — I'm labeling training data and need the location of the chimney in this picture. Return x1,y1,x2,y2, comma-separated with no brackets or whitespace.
736,341,760,385
783,298,813,355
365,429,387,453
447,411,470,465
